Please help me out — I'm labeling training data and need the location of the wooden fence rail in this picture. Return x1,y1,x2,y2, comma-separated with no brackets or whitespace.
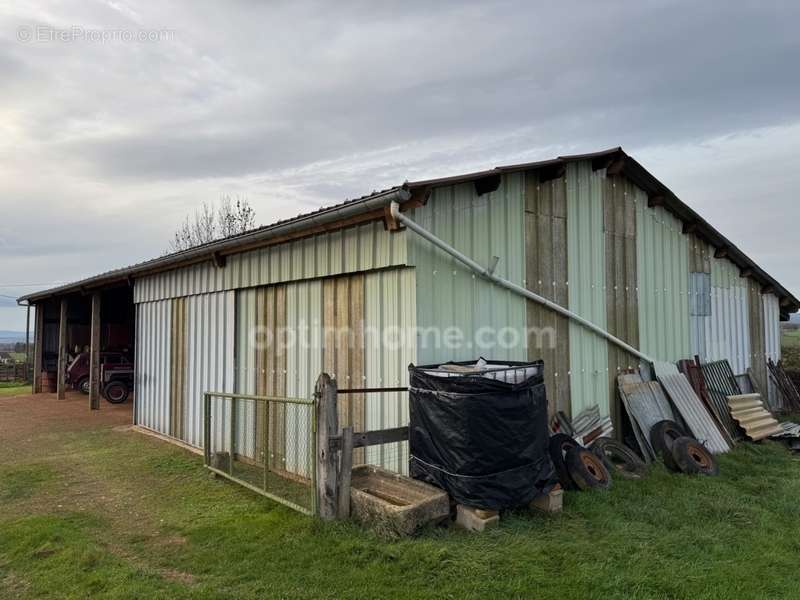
0,363,29,382
314,373,410,520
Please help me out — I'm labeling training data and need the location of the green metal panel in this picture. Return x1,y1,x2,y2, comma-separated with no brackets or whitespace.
408,173,527,365
636,195,690,362
566,162,609,416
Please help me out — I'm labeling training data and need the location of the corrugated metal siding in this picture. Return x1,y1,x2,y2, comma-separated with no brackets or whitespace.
134,299,172,435
566,161,609,416
688,233,712,274
285,280,323,478
364,268,417,474
229,268,416,476
183,291,235,449
524,170,570,417
133,220,407,303
707,257,751,374
603,174,640,426
408,173,527,365
689,272,711,359
636,197,690,362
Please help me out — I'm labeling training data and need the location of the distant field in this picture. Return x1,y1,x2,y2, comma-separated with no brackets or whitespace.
0,384,30,398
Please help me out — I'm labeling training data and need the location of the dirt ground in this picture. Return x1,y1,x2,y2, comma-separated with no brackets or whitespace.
0,391,132,457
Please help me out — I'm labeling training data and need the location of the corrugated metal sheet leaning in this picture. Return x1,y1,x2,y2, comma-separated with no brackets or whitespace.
653,362,730,454
699,360,743,441
726,394,782,441
617,373,674,462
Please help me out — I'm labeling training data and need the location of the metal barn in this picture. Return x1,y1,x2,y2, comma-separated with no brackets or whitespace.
19,147,798,494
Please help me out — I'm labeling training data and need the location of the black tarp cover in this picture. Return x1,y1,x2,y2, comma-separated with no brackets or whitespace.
409,360,556,510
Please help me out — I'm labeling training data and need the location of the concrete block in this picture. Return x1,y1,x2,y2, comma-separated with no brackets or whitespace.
530,487,563,514
455,505,500,532
349,465,449,537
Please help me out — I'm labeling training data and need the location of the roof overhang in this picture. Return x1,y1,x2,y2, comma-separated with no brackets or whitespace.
18,147,799,312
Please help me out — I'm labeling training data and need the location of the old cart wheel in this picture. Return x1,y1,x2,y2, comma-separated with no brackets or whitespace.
649,420,686,471
104,380,129,404
592,437,648,479
671,437,719,476
549,433,580,490
565,447,612,490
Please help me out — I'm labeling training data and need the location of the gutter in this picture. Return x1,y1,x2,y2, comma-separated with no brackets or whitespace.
390,201,655,364
19,187,412,303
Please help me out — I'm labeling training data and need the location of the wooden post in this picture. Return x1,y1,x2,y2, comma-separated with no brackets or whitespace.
25,304,31,384
33,303,44,393
89,292,101,410
315,373,339,520
337,427,353,519
56,298,68,400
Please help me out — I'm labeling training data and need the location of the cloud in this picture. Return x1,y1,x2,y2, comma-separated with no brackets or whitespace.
0,0,799,329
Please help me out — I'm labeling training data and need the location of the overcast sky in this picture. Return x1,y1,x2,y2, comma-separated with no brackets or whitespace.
1,1,799,331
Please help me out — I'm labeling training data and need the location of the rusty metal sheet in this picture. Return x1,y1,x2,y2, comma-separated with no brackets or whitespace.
700,360,743,441
726,394,782,441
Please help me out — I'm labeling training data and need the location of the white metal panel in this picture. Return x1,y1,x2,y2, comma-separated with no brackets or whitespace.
134,300,172,435
706,284,751,375
234,288,258,459
364,268,417,475
134,221,407,303
184,291,235,449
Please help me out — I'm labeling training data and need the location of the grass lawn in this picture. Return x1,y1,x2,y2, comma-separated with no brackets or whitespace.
3,414,800,599
782,329,800,371
0,383,30,398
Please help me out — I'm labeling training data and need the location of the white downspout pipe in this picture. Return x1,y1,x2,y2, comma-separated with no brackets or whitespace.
390,201,654,364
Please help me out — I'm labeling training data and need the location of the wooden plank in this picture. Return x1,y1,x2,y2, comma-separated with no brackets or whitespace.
169,298,186,437
56,298,68,400
329,426,409,451
89,292,101,410
315,373,339,520
272,285,287,471
337,426,353,519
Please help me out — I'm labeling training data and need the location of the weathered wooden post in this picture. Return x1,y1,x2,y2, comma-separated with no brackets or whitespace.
315,373,339,519
33,304,43,393
89,292,101,410
337,426,353,519
56,298,68,400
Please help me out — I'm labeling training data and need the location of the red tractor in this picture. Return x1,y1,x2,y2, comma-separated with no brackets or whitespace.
66,351,134,403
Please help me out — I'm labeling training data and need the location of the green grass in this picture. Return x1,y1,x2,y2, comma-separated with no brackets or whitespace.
0,384,29,397
3,425,800,599
781,329,800,371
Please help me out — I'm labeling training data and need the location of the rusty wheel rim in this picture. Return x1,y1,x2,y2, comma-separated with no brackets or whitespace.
688,444,712,469
580,453,608,482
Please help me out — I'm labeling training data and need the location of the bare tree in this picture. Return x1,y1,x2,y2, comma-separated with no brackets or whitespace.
168,195,256,253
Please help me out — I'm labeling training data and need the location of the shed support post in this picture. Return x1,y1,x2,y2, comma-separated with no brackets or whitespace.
315,373,339,520
89,292,101,410
33,304,43,393
25,304,31,384
56,298,68,400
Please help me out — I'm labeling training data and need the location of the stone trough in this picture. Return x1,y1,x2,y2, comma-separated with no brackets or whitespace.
349,465,449,537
